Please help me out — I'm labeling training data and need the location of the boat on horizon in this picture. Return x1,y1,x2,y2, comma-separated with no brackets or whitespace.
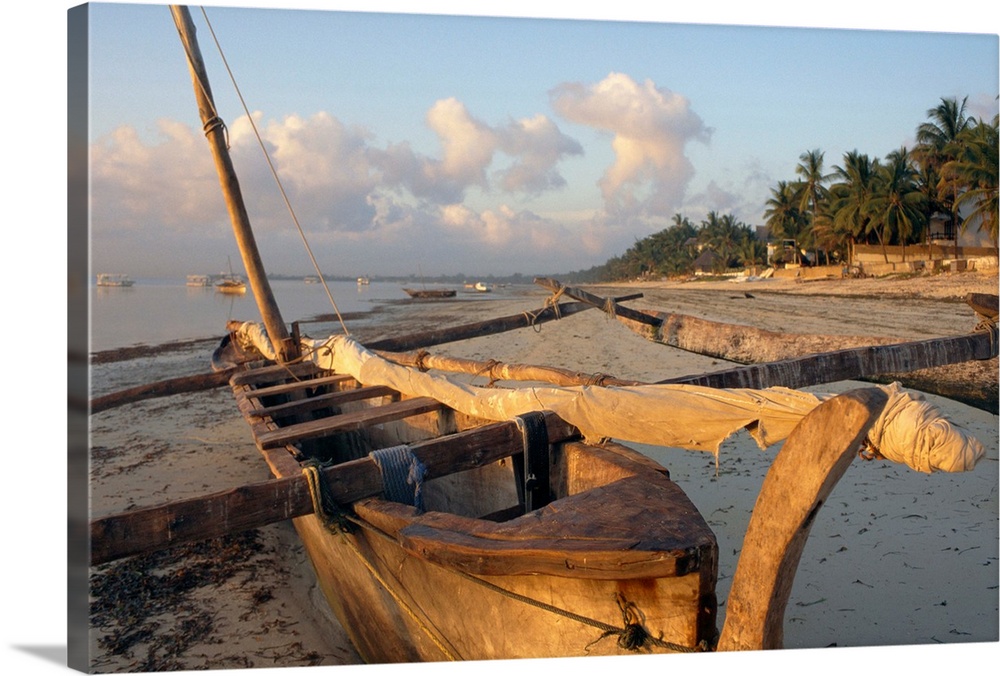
402,287,457,299
186,273,212,287
215,257,247,294
95,273,135,287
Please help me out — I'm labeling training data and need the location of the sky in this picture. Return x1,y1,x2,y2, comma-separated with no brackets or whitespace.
72,3,998,277
77,2,998,280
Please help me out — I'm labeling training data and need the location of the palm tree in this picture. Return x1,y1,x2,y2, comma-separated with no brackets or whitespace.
941,115,999,248
913,97,973,252
829,150,880,265
869,147,927,262
736,232,768,270
698,212,749,268
764,181,807,264
793,149,833,263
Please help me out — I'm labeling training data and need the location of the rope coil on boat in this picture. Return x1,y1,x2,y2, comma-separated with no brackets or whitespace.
369,445,426,510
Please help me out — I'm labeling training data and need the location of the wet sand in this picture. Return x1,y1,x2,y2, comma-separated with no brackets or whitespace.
85,269,998,673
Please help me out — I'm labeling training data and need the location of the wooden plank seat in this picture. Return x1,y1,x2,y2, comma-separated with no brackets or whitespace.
229,361,324,387
255,396,446,449
248,385,396,419
247,373,356,399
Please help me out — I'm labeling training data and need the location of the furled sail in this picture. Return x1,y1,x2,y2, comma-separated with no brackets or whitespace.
231,323,985,473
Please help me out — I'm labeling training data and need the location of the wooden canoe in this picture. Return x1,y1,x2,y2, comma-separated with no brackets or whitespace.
113,11,987,666
403,287,457,299
227,359,719,660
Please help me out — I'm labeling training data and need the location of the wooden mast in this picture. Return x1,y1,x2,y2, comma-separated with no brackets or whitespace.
169,5,298,362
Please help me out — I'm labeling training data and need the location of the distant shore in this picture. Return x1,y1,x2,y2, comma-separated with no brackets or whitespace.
86,268,998,671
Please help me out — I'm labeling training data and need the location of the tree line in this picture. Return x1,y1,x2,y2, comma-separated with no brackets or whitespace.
573,97,998,282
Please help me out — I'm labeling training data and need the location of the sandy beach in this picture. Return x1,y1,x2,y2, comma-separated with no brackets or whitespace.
86,268,999,672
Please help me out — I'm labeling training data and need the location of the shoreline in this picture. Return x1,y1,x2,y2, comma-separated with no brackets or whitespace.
85,269,998,671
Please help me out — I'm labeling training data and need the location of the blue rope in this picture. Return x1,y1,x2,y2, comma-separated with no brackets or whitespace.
369,445,426,510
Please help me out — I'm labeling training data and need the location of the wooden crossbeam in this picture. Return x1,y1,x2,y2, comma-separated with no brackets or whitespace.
255,396,445,449
249,385,395,419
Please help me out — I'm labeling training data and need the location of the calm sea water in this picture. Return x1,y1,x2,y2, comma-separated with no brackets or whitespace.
89,278,416,352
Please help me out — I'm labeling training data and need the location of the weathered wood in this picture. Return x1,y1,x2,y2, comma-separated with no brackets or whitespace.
89,368,238,414
967,291,999,320
397,469,708,578
249,385,395,419
717,387,888,651
229,360,323,386
171,6,296,361
365,296,641,353
374,329,996,411
90,411,581,565
533,277,661,327
661,331,995,388
374,350,638,388
246,373,355,399
617,301,999,413
255,396,445,449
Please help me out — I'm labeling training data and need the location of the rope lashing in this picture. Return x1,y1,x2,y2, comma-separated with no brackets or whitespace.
523,288,569,332
583,592,707,654
301,463,355,533
602,297,618,319
586,373,612,387
369,445,427,511
974,316,998,359
475,359,503,386
202,115,229,147
414,349,431,372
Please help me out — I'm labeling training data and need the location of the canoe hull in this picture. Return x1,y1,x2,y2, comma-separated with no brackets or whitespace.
233,362,718,662
294,508,716,661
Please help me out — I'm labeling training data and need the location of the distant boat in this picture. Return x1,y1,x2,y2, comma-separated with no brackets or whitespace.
304,276,320,284
402,287,456,299
357,276,370,285
474,282,491,292
186,274,212,287
216,257,247,294
96,273,135,287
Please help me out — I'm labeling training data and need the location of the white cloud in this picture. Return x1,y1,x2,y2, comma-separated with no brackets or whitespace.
550,72,711,219
89,98,591,276
494,114,584,194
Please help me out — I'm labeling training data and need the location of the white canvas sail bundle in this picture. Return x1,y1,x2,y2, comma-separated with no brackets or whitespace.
231,322,984,474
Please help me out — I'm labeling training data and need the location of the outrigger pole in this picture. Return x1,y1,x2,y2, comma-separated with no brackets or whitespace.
170,5,299,362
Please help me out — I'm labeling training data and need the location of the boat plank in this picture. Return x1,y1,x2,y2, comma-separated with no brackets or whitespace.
389,473,714,578
229,361,324,386
248,373,355,398
249,385,395,419
256,396,445,449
